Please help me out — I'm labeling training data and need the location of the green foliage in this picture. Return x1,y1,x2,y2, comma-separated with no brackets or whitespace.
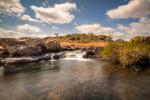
119,44,150,67
100,36,150,68
130,36,150,44
51,33,112,42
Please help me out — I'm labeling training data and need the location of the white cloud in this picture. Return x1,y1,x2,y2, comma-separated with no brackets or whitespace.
31,2,77,24
106,0,150,19
117,18,150,37
75,23,124,39
17,24,41,33
0,0,25,16
76,24,115,34
0,27,48,38
0,28,26,38
21,15,41,23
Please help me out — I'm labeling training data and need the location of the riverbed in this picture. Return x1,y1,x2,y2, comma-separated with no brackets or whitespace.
0,51,150,100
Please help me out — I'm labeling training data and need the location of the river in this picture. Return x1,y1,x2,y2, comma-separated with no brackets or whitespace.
0,51,150,100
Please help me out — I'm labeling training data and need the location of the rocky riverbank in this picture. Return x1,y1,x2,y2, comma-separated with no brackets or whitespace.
0,38,102,66
0,38,62,65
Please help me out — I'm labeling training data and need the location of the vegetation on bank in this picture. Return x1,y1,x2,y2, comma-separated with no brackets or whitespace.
45,33,112,42
99,36,150,69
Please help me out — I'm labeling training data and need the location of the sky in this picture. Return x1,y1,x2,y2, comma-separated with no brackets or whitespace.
0,0,150,40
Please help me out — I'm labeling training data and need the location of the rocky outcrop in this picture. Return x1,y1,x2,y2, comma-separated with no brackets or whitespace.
1,54,52,65
0,38,62,58
45,40,61,52
61,46,79,51
12,46,42,57
0,38,25,47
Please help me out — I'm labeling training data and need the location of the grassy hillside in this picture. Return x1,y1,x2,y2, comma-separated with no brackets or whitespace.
44,33,112,42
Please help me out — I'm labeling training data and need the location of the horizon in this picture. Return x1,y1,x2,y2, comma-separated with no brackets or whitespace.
0,0,150,40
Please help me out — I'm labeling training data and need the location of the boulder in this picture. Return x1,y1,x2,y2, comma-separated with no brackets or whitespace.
52,53,64,60
45,40,61,52
0,38,25,47
83,47,101,58
12,46,42,57
61,46,79,51
0,46,9,58
2,54,52,65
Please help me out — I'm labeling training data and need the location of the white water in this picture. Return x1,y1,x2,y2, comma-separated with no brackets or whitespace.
50,53,57,61
62,51,91,61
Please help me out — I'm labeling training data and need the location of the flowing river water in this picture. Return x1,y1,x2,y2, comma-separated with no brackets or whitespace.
0,51,150,100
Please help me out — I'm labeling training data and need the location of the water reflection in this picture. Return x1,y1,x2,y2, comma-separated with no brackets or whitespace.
0,59,150,100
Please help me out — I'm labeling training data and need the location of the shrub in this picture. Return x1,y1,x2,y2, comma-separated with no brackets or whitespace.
119,45,150,68
101,43,121,64
100,37,150,69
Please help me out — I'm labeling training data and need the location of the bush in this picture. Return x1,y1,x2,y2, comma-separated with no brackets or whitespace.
119,45,150,68
100,37,150,69
101,43,121,64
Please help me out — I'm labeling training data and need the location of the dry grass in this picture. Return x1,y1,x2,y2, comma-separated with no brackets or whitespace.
60,41,109,48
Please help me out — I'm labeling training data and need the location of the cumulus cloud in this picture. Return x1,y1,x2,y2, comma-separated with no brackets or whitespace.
0,0,25,16
17,24,41,33
106,0,150,19
0,28,26,38
117,18,150,36
75,23,124,39
21,15,41,23
31,2,77,24
0,27,47,38
76,24,114,34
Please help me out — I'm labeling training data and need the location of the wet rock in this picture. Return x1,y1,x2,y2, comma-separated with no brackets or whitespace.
83,47,101,58
53,53,64,60
2,54,52,65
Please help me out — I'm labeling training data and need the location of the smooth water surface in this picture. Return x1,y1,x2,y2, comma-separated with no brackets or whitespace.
0,52,150,100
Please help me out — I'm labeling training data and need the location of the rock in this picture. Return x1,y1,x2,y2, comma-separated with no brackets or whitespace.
0,38,25,47
61,46,79,51
3,57,34,65
12,46,42,57
0,46,9,58
45,40,61,52
0,51,9,58
36,54,51,61
0,57,4,65
0,38,64,59
52,53,64,60
2,54,52,65
83,47,101,58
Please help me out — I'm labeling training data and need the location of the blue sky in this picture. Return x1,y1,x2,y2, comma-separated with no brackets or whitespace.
0,0,150,39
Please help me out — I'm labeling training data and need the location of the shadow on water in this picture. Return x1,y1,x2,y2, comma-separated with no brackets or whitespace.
3,61,61,75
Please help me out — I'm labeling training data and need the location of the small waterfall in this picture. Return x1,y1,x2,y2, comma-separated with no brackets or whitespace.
62,51,90,61
50,53,56,61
